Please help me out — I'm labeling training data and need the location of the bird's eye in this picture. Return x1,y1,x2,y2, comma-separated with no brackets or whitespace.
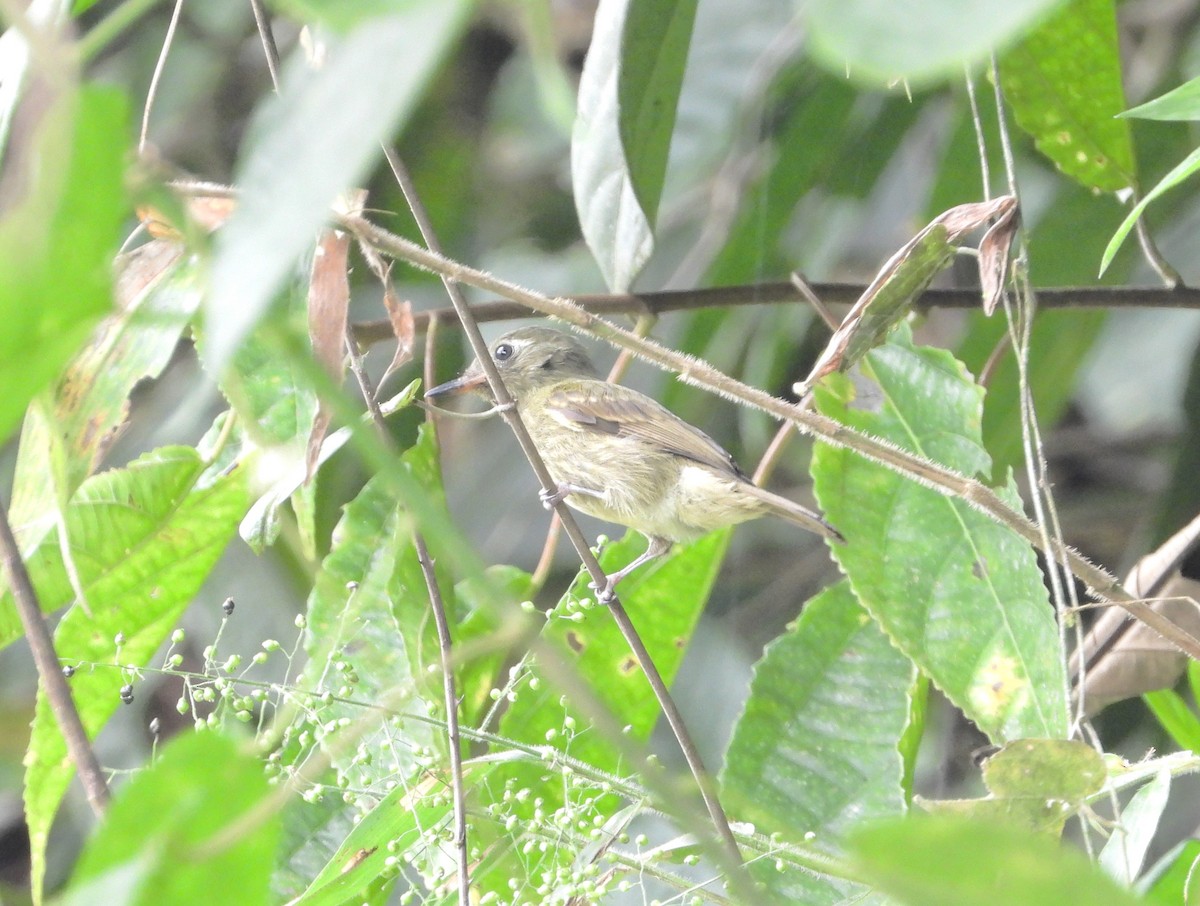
494,342,514,362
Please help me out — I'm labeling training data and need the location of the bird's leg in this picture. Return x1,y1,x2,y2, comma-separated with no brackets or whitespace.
593,536,673,604
539,481,605,510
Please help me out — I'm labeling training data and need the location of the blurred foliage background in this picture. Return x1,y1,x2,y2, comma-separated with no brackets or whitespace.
4,0,1200,902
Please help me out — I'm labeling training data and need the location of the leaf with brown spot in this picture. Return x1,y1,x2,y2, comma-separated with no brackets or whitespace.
7,238,198,566
796,196,1017,396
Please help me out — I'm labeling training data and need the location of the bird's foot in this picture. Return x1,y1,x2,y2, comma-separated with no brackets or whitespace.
588,576,618,605
539,482,604,511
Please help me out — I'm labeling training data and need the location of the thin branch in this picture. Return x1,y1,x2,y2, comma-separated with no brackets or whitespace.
335,212,1200,663
382,150,745,865
990,58,1087,743
413,536,469,905
158,177,1200,659
1134,210,1182,288
139,0,185,154
248,0,281,92
0,499,109,815
349,280,1200,347
531,312,657,593
345,335,470,904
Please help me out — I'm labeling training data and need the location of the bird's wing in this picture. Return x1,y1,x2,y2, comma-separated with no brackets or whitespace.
545,381,747,478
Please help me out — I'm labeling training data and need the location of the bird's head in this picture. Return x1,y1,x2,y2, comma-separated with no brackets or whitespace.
425,326,599,402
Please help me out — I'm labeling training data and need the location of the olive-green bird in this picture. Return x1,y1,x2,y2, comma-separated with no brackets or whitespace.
426,326,841,598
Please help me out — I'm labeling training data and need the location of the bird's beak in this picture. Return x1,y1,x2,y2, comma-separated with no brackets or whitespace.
425,367,488,399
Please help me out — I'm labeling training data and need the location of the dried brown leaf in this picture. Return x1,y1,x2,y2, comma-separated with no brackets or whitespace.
378,282,415,392
1072,510,1200,715
305,226,352,482
795,195,1018,397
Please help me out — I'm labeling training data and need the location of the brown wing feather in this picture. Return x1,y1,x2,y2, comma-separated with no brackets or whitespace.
546,381,746,478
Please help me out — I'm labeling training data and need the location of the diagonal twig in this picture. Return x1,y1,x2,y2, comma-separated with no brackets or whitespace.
382,149,745,865
0,499,109,815
248,0,282,91
333,212,1200,664
344,332,471,905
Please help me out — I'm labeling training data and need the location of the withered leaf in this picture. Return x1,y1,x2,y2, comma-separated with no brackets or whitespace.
796,195,1018,397
1072,510,1200,715
305,225,352,482
378,280,415,393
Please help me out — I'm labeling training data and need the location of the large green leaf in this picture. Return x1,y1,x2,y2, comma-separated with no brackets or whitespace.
473,529,729,898
64,731,279,906
617,0,698,224
804,0,1066,87
289,767,476,906
997,0,1134,193
20,447,247,901
204,0,471,369
918,739,1105,836
0,84,128,445
297,424,451,794
811,327,1068,742
574,0,697,290
850,815,1144,906
721,580,913,903
6,241,195,571
1121,76,1200,122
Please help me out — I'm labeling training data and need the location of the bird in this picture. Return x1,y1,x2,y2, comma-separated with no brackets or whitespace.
425,326,842,599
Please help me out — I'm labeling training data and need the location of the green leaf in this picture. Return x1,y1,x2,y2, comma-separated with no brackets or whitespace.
0,84,129,445
997,0,1135,193
1101,143,1200,274
804,0,1067,87
290,768,473,906
6,241,196,571
1143,688,1200,752
1144,839,1200,904
617,0,699,224
573,0,657,291
454,565,533,728
721,580,913,902
850,815,1145,906
919,739,1106,836
205,1,471,369
473,530,728,897
65,731,278,906
21,447,247,901
1121,76,1200,121
811,327,1069,742
297,425,451,793
1098,767,1170,886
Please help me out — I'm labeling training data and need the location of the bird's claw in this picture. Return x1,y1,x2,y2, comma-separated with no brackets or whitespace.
539,486,565,510
588,578,617,605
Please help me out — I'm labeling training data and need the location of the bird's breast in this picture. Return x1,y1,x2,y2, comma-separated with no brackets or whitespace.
521,401,767,542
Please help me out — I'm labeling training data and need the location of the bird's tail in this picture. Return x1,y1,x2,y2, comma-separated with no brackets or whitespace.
739,482,844,542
